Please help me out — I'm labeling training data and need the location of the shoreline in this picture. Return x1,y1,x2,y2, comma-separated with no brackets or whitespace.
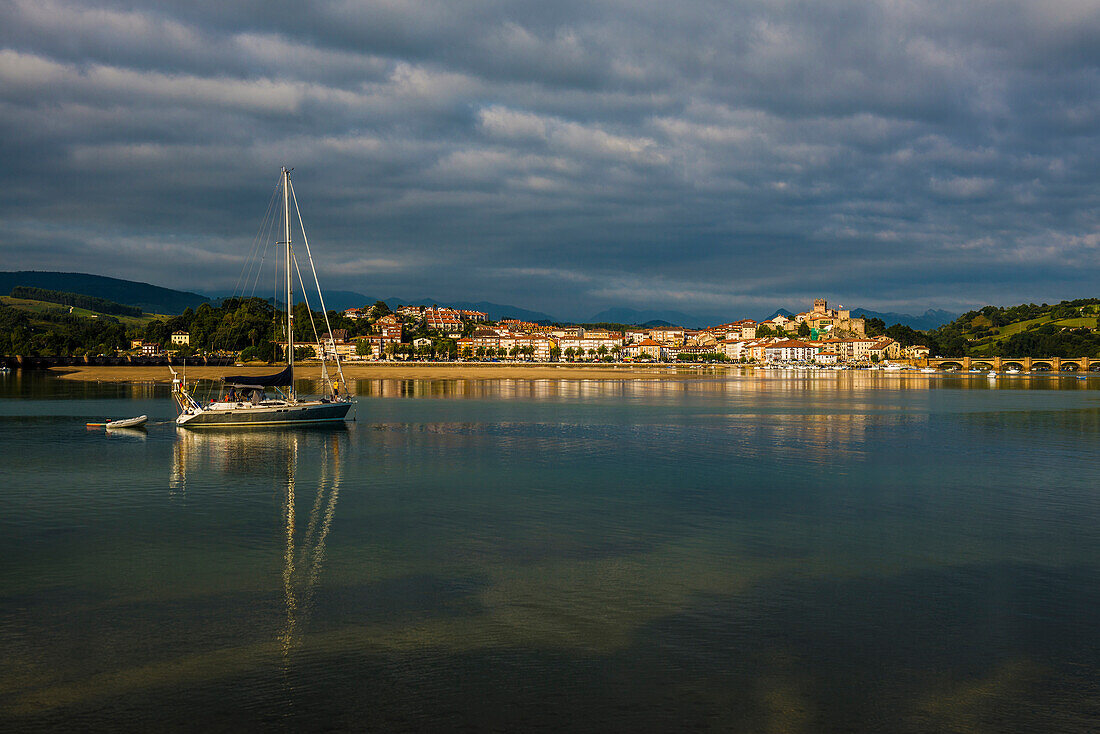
45,363,742,382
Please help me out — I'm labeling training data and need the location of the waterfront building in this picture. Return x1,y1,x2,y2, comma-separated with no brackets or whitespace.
872,337,902,360
623,338,666,360
834,338,877,361
318,330,351,359
555,335,623,357
676,345,720,360
357,335,383,359
764,339,819,362
454,332,555,360
515,336,555,361
745,340,770,361
905,345,931,359
717,338,752,361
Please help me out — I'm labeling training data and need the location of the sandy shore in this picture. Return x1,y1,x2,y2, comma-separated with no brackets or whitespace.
47,363,739,382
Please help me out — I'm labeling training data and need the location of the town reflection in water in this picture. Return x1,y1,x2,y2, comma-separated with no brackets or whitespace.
170,426,347,663
340,370,1097,400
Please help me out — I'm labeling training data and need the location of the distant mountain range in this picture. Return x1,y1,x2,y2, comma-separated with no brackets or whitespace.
585,307,708,328
850,308,958,331
2,271,960,330
0,271,209,314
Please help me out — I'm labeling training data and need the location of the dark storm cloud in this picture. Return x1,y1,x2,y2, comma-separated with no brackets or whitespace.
1,0,1098,321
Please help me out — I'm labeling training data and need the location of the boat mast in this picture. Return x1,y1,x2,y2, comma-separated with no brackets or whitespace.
283,167,294,399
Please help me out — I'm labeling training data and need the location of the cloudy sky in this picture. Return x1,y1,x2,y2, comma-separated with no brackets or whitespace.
1,0,1098,321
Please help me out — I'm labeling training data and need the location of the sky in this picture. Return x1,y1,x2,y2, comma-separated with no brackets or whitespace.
1,0,1098,322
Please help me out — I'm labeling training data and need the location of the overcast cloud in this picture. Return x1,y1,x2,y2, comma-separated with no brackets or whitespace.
1,0,1098,320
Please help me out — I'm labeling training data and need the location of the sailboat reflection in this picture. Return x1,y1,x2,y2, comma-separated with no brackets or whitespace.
169,426,347,662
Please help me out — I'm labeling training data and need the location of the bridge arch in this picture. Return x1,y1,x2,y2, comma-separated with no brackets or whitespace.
938,361,964,371
1090,363,1100,372
971,361,995,370
1061,362,1081,372
1031,362,1053,371
1003,361,1025,371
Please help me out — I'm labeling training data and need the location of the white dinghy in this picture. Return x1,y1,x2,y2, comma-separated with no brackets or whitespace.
86,415,148,430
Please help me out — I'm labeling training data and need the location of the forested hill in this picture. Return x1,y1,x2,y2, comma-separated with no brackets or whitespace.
0,272,209,314
924,299,1100,357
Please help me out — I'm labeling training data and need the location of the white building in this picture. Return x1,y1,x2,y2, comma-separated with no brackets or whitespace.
717,338,750,361
764,339,818,362
556,336,623,357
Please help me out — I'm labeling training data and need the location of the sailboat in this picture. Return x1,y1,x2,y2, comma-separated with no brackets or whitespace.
173,168,354,427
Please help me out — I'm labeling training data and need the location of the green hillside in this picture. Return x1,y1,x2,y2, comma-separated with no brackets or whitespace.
0,271,209,314
925,300,1100,357
10,286,143,317
0,296,167,328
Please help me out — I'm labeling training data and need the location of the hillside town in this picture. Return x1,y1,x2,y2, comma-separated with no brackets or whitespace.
276,298,932,366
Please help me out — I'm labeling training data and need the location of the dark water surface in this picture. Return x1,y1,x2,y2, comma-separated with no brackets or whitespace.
2,370,1099,732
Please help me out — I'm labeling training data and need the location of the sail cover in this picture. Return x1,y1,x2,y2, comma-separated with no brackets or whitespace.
222,365,293,388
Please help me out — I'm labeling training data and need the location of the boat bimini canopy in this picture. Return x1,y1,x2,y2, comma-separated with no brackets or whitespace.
222,365,293,389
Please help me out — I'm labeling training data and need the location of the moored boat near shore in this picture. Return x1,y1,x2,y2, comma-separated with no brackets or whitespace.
173,168,353,428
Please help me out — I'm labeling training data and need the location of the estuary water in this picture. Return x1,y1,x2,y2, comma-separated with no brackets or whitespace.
2,370,1099,732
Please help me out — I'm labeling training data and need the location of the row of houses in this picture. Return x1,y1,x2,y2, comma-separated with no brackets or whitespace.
711,336,928,363
128,332,190,356
344,304,488,328
615,335,927,363
273,327,930,364
448,329,926,364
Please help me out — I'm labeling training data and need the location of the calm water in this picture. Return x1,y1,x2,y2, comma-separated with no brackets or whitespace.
2,370,1100,732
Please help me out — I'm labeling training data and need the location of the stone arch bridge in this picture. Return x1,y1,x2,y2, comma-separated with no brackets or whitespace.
925,356,1100,372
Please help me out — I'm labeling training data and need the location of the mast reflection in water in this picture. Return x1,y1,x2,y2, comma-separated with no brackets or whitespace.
170,426,346,670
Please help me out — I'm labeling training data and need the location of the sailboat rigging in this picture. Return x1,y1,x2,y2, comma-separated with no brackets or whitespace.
173,168,354,427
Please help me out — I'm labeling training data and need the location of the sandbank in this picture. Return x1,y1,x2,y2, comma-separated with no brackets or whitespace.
47,363,740,382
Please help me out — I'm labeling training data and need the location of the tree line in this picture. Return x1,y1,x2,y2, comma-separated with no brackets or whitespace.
0,302,129,356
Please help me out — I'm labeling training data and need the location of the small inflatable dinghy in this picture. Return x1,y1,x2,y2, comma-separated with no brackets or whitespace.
86,415,148,430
